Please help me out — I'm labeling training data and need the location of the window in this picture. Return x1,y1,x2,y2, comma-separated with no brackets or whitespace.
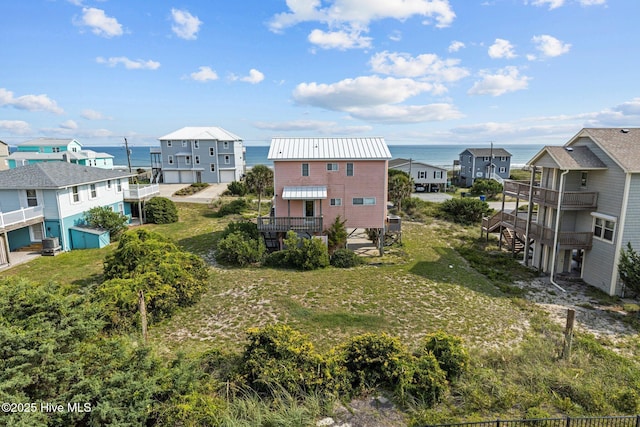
72,186,80,203
330,198,342,206
353,197,376,205
52,147,60,153
223,141,229,149
186,156,191,165
434,171,443,179
500,156,507,161
193,140,199,149
118,203,124,215
116,179,122,192
209,147,215,156
499,167,506,173
581,172,588,188
26,189,38,207
224,155,230,164
483,156,490,161
107,180,112,189
195,155,200,164
419,171,426,179
72,147,78,153
302,163,309,176
327,163,339,171
168,155,174,165
346,163,354,176
593,214,616,243
167,141,172,147
90,184,97,198
468,156,472,163
210,164,216,172
182,140,187,147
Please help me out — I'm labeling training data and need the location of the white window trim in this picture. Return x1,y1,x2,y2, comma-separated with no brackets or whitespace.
193,140,199,149
89,183,97,199
223,141,229,149
71,186,80,204
209,147,215,156
186,156,191,165
210,163,216,172
330,198,342,206
591,212,617,244
167,140,172,147
182,140,188,147
499,167,506,173
195,155,200,165
116,179,122,193
168,155,174,165
224,155,231,164
25,189,39,207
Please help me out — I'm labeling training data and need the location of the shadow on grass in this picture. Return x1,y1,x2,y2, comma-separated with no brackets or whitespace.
282,299,385,330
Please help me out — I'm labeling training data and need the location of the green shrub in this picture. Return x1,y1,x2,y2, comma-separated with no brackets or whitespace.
325,215,347,255
83,205,129,240
419,331,469,381
469,179,503,199
404,352,448,405
227,180,248,196
217,198,249,217
240,325,324,395
339,333,409,393
144,196,178,224
263,250,289,268
282,231,329,270
174,183,210,196
216,231,266,266
330,248,363,268
221,221,261,240
439,198,491,225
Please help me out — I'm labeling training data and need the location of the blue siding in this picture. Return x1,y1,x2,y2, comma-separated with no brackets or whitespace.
7,227,31,250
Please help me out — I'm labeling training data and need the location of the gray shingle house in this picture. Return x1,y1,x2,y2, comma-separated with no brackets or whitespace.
458,147,512,187
156,127,245,184
389,158,447,192
487,128,640,296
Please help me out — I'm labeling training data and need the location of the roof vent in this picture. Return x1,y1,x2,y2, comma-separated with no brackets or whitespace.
621,128,630,133
565,147,574,152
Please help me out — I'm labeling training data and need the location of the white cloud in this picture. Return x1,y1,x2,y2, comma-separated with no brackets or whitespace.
347,103,464,123
171,8,202,40
293,75,436,110
269,0,455,49
579,0,606,5
468,66,530,96
96,56,161,70
488,38,517,59
369,51,469,82
81,109,107,120
389,30,402,42
60,120,78,129
230,69,265,84
531,34,571,58
77,7,123,38
254,120,373,134
0,120,31,134
0,88,64,114
448,40,465,52
189,66,219,82
308,28,372,50
530,0,565,10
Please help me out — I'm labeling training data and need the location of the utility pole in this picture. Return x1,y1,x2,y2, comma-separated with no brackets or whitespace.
124,137,132,173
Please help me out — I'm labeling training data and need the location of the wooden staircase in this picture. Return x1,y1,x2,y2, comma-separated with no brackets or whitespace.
501,228,531,254
261,232,280,252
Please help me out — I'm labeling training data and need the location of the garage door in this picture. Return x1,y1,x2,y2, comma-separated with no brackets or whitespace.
164,171,180,184
180,170,194,183
220,170,236,183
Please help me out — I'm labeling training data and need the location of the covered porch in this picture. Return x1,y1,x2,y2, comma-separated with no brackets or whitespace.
257,185,326,233
0,206,45,269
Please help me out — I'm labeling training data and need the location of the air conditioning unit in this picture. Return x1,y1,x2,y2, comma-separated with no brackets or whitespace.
42,237,61,256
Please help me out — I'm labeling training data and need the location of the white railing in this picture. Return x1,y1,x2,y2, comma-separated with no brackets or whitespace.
489,172,504,184
0,206,44,229
123,184,160,200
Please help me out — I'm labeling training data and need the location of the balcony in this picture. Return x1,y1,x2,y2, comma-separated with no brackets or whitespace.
500,211,592,250
0,206,44,232
257,216,323,233
123,184,160,201
503,180,597,210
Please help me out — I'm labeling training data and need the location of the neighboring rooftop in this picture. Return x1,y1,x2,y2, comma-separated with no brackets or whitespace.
268,137,392,161
0,162,132,189
389,158,447,170
461,148,512,157
18,138,81,147
7,149,113,161
570,128,640,173
159,127,242,141
529,145,608,170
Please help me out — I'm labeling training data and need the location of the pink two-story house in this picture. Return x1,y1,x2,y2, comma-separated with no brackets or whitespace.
258,137,391,242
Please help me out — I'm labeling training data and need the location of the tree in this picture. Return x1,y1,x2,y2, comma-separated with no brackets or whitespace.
470,178,503,200
388,173,414,213
619,242,640,296
83,205,129,240
245,164,274,216
325,215,348,255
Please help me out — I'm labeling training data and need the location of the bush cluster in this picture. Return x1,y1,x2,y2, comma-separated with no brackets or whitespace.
238,325,468,406
215,221,266,266
226,180,248,196
83,205,129,240
144,196,178,224
98,229,209,329
216,198,249,217
439,198,491,225
330,248,363,268
173,183,209,196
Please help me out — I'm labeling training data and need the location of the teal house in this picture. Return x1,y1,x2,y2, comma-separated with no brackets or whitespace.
7,138,114,169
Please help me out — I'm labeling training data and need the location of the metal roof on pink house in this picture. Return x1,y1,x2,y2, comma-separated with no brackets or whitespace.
268,137,392,160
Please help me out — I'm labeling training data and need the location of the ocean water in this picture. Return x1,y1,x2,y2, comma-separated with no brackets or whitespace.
28,143,543,169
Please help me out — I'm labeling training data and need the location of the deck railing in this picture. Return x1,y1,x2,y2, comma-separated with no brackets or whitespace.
503,180,598,210
0,206,44,230
123,184,160,200
500,211,592,249
257,216,323,233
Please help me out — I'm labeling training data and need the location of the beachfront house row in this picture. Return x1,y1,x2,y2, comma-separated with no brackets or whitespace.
0,140,8,170
389,158,447,192
258,137,392,250
459,148,512,187
0,162,159,269
156,126,245,184
489,128,640,296
6,138,114,169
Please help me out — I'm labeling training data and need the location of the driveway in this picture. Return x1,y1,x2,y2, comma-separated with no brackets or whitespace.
411,191,517,211
158,183,228,204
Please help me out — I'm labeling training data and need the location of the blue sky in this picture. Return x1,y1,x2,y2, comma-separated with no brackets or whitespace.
1,0,638,147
